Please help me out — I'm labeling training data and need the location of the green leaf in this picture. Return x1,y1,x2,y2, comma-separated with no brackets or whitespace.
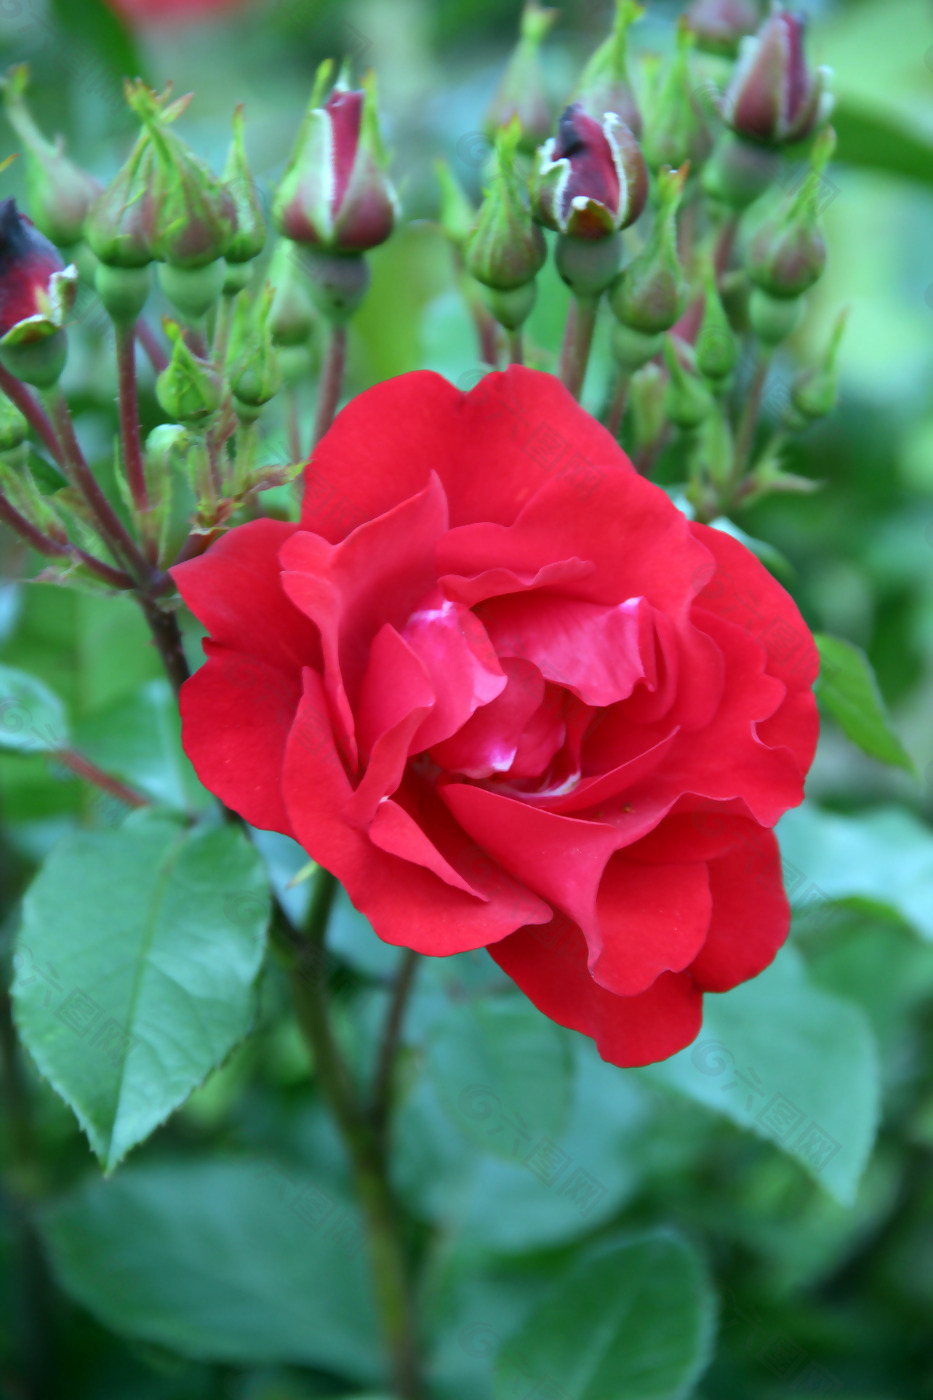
833,98,933,193
0,663,68,755
397,1037,654,1253
778,803,933,942
13,814,270,1169
643,946,879,1206
494,1230,716,1400
73,679,211,813
814,633,914,771
37,1158,382,1381
426,997,573,1159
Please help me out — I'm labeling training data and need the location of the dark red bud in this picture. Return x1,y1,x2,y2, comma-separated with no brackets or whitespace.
0,198,65,337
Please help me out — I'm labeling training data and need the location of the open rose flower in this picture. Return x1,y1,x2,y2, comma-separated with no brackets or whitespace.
173,368,818,1067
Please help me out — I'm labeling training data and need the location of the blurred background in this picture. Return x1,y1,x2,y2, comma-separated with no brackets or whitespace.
0,0,932,1397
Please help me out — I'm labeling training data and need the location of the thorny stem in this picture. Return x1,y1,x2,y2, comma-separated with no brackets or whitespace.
287,870,422,1399
0,366,65,467
559,296,598,400
115,320,151,526
312,323,347,449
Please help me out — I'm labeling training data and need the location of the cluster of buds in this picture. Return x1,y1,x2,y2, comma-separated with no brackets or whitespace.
0,47,400,592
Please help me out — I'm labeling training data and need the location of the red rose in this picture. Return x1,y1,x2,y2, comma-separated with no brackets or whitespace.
174,368,818,1067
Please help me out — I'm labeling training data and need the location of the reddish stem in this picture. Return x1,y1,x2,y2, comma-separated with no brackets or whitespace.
135,319,168,374
55,749,150,808
0,367,65,468
116,322,150,517
312,324,347,450
559,297,598,401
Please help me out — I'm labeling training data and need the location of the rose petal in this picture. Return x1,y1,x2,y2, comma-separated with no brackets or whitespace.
490,918,703,1067
590,855,711,996
688,824,789,991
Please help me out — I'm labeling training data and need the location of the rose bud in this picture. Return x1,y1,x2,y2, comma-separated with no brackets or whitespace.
745,127,833,300
0,198,77,386
684,0,762,57
1,65,101,250
0,390,28,452
609,164,687,335
485,1,558,155
641,24,712,174
573,0,642,137
222,104,266,284
86,132,156,270
663,334,714,430
533,102,648,241
464,121,546,331
156,322,222,427
695,258,738,383
723,8,833,147
436,159,476,250
228,285,283,418
126,82,237,318
273,62,398,255
790,306,847,423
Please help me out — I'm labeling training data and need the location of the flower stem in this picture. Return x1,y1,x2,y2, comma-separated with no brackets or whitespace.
54,748,150,808
136,318,168,374
44,386,152,585
212,292,235,370
114,320,151,522
287,873,422,1399
0,366,66,467
731,353,771,491
605,370,629,440
137,594,190,697
559,296,598,400
371,950,420,1141
507,329,524,366
312,324,347,449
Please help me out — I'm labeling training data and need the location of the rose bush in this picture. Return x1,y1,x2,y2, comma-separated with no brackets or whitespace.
174,367,818,1067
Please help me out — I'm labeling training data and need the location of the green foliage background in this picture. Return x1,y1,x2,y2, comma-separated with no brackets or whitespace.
0,1,932,1397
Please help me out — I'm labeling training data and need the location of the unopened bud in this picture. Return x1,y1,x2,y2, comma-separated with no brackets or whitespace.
609,164,687,333
790,306,847,421
228,284,283,410
156,322,222,427
695,259,738,381
573,1,643,137
0,199,76,387
485,2,558,154
464,120,546,294
641,24,712,173
95,264,152,323
274,63,398,254
303,248,370,324
0,391,28,451
611,321,663,373
724,8,833,147
126,81,236,271
663,335,713,429
268,240,317,347
222,105,266,265
1,65,100,248
748,287,803,344
684,0,762,57
629,360,667,451
533,103,647,240
85,132,155,269
701,130,780,209
436,161,476,249
746,127,833,299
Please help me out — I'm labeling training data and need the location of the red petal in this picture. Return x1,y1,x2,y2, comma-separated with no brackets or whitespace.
490,918,703,1068
171,518,318,677
689,521,818,776
301,366,628,538
347,624,434,827
178,644,299,834
478,593,654,707
283,669,551,954
401,591,505,750
689,825,789,991
591,856,711,996
430,657,545,779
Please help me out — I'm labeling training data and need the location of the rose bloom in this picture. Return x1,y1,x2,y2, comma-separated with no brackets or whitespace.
105,0,246,24
174,369,818,1067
